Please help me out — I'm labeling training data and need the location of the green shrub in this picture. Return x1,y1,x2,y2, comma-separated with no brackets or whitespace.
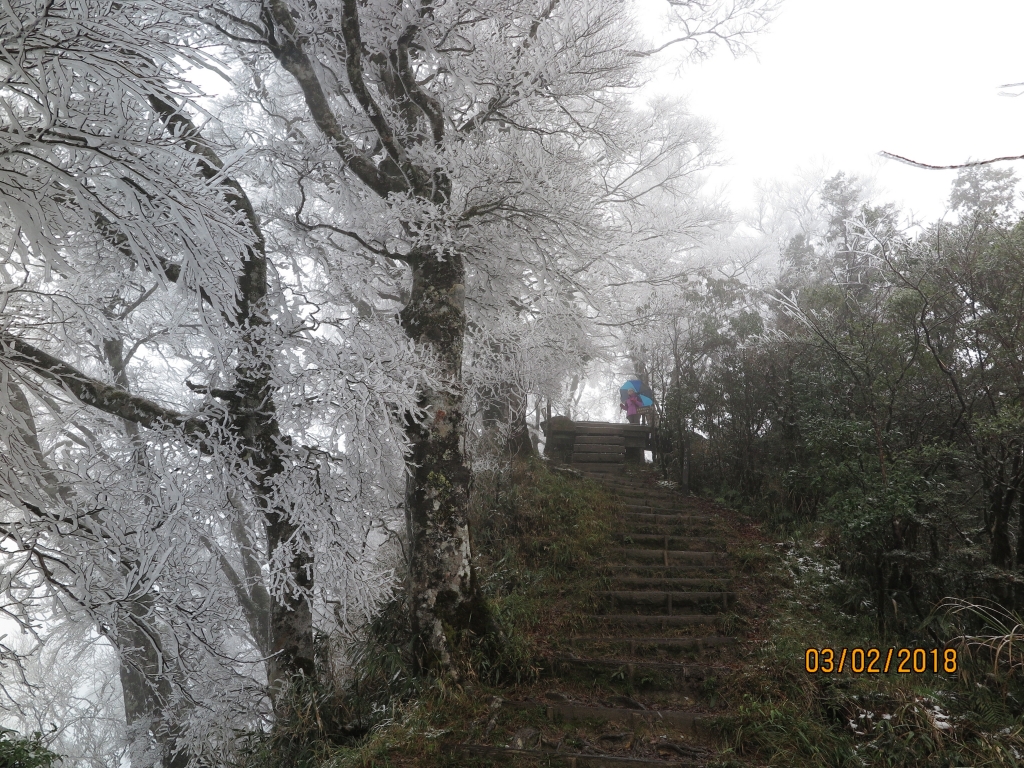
0,730,61,768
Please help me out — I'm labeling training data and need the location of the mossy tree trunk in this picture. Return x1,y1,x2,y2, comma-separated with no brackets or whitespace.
257,0,497,678
400,250,485,673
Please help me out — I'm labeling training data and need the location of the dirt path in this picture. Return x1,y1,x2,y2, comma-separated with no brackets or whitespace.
459,469,750,766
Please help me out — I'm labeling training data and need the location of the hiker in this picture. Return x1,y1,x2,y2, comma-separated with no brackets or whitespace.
621,390,642,424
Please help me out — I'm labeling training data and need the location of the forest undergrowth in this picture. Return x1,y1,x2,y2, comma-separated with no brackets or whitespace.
621,167,1024,765
709,496,1024,768
235,457,1024,768
236,458,620,768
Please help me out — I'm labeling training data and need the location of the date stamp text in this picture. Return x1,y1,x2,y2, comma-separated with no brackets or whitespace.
804,648,957,674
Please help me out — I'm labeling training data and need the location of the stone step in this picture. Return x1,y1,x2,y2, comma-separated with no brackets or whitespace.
459,744,701,767
612,533,725,551
595,590,735,609
608,577,733,591
609,548,720,565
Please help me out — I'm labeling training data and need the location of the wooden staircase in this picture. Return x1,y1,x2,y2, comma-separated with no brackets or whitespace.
543,420,652,473
459,470,740,766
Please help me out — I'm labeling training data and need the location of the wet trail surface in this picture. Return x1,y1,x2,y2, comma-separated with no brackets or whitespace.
459,469,754,767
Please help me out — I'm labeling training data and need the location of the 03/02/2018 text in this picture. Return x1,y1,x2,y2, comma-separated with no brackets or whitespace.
804,648,957,674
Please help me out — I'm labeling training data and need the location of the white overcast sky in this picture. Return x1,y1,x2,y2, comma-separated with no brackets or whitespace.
641,0,1024,223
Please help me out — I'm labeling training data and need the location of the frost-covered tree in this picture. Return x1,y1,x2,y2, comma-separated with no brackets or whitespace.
2,1,427,763
198,0,772,677
2,0,774,760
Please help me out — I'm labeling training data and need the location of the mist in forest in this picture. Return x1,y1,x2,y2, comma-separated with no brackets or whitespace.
2,0,1022,765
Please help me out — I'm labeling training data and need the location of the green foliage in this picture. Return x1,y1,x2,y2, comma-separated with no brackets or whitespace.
636,169,1024,636
950,166,1018,220
465,459,617,685
0,730,61,768
717,697,858,767
711,542,1024,768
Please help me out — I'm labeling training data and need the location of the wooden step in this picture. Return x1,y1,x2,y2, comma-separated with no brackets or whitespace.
612,533,724,551
608,577,733,590
546,654,727,679
601,487,672,494
506,699,703,732
617,524,722,539
621,506,711,518
618,512,716,524
570,634,737,649
597,564,732,577
611,492,682,504
572,463,625,474
574,444,626,454
575,435,626,445
549,702,700,731
574,427,631,436
577,444,622,456
614,520,720,532
600,480,674,490
573,452,626,462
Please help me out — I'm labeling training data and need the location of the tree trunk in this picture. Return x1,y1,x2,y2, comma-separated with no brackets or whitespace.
102,337,189,767
117,598,190,768
233,250,316,695
150,94,317,695
10,369,190,767
399,249,488,675
234,393,316,695
991,491,1013,570
482,378,533,460
986,450,1016,571
506,386,534,459
680,423,690,496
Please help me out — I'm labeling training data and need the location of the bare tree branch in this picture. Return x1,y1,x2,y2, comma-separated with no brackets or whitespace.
0,334,208,437
259,0,404,198
879,150,1024,170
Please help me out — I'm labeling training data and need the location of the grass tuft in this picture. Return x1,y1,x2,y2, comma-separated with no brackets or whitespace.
709,533,1024,767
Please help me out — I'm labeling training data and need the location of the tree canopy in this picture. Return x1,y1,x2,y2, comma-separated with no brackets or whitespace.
0,0,776,763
